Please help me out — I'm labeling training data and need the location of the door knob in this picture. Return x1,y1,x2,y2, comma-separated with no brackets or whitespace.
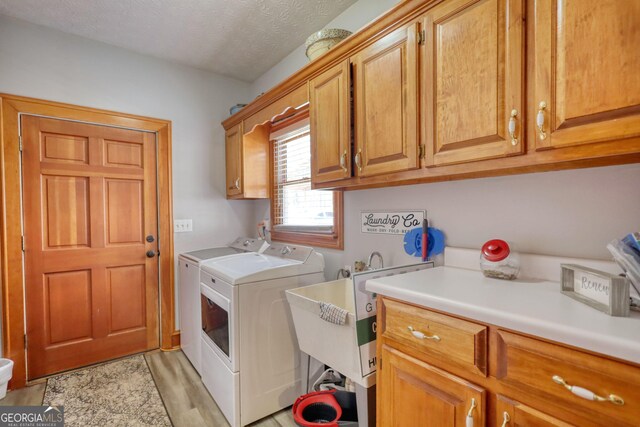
146,250,156,258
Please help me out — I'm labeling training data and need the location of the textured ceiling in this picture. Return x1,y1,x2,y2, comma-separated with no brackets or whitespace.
0,0,356,82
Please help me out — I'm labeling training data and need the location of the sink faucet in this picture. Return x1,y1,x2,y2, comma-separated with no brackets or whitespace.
367,251,384,270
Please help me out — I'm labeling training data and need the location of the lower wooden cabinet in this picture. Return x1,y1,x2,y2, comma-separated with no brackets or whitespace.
378,343,485,426
376,297,640,427
496,330,640,426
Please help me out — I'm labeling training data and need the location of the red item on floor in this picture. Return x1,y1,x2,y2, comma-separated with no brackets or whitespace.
292,389,342,427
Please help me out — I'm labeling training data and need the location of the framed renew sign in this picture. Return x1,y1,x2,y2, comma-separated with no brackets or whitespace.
561,264,630,317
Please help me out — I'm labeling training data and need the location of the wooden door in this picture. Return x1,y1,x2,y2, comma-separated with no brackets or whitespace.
422,0,524,166
533,0,640,150
352,22,419,177
378,344,485,426
22,116,159,379
310,59,352,184
497,396,574,427
225,123,243,197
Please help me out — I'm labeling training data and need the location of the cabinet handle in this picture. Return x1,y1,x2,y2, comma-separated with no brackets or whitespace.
234,177,240,190
536,101,547,140
465,398,477,427
407,326,440,342
500,411,510,427
508,109,519,146
552,375,624,406
339,150,348,172
354,149,362,173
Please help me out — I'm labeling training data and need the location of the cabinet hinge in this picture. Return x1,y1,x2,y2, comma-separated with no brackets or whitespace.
418,144,426,159
21,236,25,252
379,358,382,369
19,136,23,152
418,29,426,45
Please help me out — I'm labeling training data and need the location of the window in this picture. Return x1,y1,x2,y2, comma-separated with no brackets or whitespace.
270,113,343,249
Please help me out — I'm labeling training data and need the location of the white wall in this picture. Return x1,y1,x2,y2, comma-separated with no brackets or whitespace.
255,164,640,278
339,165,640,269
250,0,640,279
0,15,257,329
250,0,399,97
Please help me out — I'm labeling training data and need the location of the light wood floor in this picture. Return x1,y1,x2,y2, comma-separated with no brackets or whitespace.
0,350,296,427
0,381,45,406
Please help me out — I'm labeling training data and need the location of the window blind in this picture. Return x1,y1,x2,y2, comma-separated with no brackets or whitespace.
272,126,334,233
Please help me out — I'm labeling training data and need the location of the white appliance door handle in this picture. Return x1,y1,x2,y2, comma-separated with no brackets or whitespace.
200,283,230,311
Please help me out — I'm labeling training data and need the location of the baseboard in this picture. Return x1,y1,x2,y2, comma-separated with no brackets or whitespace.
171,331,181,349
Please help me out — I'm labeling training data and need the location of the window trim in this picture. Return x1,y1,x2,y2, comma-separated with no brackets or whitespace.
269,109,344,250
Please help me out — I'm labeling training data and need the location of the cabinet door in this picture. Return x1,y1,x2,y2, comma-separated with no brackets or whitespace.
225,123,243,197
352,22,419,177
497,396,575,427
533,0,640,150
378,344,485,426
310,59,351,184
422,0,524,166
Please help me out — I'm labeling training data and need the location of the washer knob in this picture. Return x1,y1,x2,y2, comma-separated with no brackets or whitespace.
281,246,292,255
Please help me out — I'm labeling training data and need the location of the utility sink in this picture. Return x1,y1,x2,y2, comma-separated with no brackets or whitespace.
286,262,433,388
285,278,365,385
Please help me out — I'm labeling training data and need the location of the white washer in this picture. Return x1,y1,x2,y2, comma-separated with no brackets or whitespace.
199,243,325,427
178,237,267,374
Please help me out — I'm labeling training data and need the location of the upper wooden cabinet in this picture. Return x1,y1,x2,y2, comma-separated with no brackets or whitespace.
533,0,640,151
352,23,420,177
225,123,269,199
225,123,243,198
223,0,640,192
422,0,525,166
378,343,485,426
310,60,351,184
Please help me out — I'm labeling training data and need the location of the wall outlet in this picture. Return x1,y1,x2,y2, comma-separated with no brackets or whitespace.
174,219,193,233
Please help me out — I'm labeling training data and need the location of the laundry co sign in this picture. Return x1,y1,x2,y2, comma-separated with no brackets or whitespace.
361,210,425,235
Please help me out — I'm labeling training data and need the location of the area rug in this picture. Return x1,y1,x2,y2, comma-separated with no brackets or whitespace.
43,355,171,426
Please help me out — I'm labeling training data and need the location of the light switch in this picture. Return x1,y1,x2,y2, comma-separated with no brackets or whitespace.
174,219,193,233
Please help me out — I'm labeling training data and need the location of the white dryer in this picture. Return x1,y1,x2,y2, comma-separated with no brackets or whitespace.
178,237,267,374
199,243,325,427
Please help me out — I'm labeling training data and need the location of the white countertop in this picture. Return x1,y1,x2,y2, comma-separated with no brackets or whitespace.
366,266,640,364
